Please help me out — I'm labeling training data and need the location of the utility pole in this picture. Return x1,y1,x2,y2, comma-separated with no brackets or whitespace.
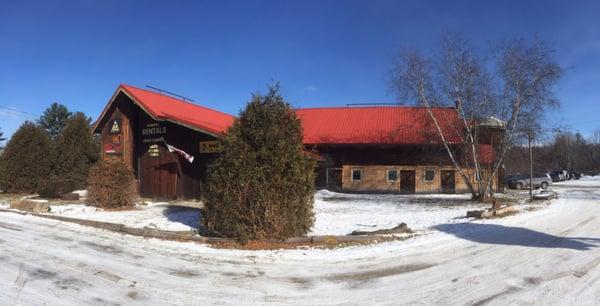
529,130,534,201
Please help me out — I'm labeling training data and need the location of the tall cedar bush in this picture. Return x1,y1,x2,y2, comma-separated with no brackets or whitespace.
87,158,136,208
51,112,100,189
37,102,72,139
0,122,53,192
203,85,316,242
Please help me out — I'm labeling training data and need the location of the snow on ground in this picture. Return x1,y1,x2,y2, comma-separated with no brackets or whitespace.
0,198,200,232
1,177,600,305
46,202,200,232
553,174,600,187
311,190,488,235
1,189,494,236
1,186,535,236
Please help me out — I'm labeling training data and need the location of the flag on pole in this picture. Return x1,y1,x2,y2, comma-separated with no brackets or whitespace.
164,141,195,163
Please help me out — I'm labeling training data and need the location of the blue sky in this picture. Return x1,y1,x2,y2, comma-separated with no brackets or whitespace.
1,0,599,139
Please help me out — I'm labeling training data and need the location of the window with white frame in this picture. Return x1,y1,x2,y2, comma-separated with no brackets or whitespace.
387,169,398,181
425,170,435,181
351,169,362,181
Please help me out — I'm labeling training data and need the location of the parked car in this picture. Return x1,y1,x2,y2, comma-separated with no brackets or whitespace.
505,173,525,186
570,171,581,180
549,170,565,182
509,172,552,190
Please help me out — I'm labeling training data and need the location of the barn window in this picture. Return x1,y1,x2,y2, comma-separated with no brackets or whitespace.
351,169,362,181
387,170,398,181
425,170,435,181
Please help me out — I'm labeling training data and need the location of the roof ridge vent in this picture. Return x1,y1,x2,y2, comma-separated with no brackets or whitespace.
145,85,196,103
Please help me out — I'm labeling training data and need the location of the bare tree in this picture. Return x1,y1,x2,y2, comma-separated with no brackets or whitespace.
391,33,562,200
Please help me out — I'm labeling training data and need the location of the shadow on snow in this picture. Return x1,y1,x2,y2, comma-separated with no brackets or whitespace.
162,206,202,230
434,222,600,251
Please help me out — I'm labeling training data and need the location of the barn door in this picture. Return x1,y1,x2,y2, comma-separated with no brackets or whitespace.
140,144,179,200
441,170,456,193
400,170,416,194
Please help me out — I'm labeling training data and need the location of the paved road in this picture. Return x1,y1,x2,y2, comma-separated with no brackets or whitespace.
1,182,600,305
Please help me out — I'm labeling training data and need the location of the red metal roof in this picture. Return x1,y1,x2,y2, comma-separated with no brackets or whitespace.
96,84,465,145
117,84,235,135
295,107,464,145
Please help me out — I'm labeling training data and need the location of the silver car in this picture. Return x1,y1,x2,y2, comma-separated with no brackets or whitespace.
509,172,552,190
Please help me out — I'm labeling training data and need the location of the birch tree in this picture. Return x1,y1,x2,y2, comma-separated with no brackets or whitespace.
391,34,562,200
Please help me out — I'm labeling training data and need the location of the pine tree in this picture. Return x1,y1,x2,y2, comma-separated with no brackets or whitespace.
52,112,100,190
37,102,72,139
0,127,5,150
0,122,53,192
203,85,316,242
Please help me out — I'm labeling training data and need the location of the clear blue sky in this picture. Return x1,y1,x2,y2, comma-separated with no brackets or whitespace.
1,0,599,139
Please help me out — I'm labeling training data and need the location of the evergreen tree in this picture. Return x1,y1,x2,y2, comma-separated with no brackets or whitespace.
0,122,53,192
0,127,5,150
52,112,100,189
37,102,72,139
203,85,316,242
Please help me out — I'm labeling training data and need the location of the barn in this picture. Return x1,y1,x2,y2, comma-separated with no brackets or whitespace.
93,84,501,200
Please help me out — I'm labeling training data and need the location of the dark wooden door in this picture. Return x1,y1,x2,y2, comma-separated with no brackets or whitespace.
400,170,416,194
326,168,342,191
140,144,179,200
441,170,456,193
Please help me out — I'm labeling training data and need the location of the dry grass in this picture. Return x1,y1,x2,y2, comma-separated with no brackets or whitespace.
209,235,405,250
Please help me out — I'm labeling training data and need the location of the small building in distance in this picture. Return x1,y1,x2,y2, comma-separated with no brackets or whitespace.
93,84,502,199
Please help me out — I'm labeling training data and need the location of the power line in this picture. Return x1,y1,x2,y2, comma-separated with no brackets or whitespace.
0,106,39,118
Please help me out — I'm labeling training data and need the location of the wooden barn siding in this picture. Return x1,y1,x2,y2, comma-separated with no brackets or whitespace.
100,93,136,171
97,92,218,200
341,165,498,194
136,110,218,199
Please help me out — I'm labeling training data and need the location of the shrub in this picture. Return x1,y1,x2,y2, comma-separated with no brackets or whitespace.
203,85,316,241
36,177,78,198
52,112,100,190
0,122,53,193
87,158,136,208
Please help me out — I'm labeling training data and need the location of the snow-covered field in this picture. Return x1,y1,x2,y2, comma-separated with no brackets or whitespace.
47,202,200,232
1,177,600,305
2,191,496,235
312,191,488,235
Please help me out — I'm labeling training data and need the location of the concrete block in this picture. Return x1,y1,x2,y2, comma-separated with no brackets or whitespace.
10,199,50,213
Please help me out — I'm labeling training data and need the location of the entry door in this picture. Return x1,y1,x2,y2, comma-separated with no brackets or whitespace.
140,144,179,200
400,170,416,194
441,170,456,193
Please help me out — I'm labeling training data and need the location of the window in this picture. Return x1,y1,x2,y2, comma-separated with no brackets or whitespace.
351,169,362,181
425,170,435,181
387,170,398,181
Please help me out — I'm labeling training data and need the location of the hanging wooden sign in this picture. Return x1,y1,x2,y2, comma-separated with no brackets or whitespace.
199,140,221,153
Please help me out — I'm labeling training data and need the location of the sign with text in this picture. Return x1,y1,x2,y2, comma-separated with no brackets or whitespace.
199,141,221,153
142,123,167,136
